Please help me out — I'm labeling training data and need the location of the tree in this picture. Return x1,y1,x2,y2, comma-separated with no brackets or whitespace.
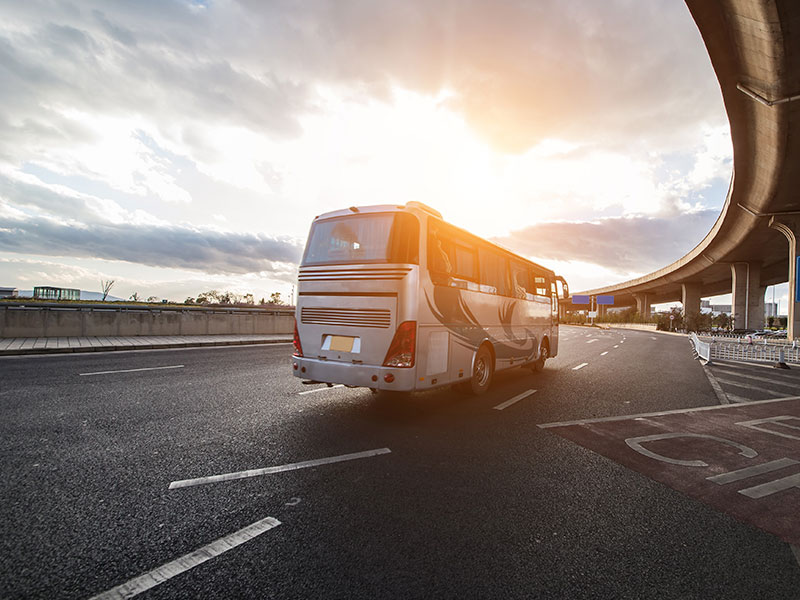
184,297,195,304
243,293,255,305
146,295,159,303
683,310,711,333
268,292,284,305
101,279,115,301
129,292,140,302
713,312,731,330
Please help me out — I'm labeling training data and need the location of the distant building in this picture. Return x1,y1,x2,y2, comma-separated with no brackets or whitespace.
765,302,779,318
0,287,18,298
33,286,80,301
700,300,731,315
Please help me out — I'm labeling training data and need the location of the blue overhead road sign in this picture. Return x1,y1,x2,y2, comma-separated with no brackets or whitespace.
597,295,615,305
571,295,590,305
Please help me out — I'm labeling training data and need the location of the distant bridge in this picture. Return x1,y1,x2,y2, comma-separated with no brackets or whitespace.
576,0,800,338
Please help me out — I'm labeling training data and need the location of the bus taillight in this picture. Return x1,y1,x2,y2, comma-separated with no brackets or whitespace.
383,321,416,368
292,318,303,357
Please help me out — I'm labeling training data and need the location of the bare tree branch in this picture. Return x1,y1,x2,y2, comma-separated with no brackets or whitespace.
100,279,115,301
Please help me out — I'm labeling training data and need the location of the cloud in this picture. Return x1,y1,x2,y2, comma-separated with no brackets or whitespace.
492,210,720,273
0,0,732,297
0,214,302,275
0,255,298,300
0,167,303,275
0,0,723,163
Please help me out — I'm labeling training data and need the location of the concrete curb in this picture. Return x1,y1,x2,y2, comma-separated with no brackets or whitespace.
0,337,292,356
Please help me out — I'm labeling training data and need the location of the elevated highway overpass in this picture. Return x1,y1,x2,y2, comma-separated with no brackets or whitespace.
576,0,800,338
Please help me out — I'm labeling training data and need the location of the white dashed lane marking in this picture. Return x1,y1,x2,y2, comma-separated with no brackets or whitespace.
298,384,345,395
600,351,608,356
572,363,588,371
494,389,537,410
169,448,392,489
80,365,184,376
89,517,281,600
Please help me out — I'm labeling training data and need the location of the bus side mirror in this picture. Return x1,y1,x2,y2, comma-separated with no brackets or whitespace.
556,276,569,300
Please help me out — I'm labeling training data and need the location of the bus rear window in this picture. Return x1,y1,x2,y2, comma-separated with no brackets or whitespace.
301,213,419,266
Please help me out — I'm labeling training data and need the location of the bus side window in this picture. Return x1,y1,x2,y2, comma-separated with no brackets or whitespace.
389,213,420,264
428,227,453,285
453,244,477,281
533,273,548,297
510,262,530,299
478,247,508,295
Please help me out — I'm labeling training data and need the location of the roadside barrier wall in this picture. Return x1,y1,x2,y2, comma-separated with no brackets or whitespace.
608,323,658,331
0,302,295,338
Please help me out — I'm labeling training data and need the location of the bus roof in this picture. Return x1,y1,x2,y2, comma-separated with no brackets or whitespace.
312,202,556,277
313,202,441,221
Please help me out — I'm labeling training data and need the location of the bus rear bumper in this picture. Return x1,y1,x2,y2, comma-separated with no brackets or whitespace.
292,357,417,391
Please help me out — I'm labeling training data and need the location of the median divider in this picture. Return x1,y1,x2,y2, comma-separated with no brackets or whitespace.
0,334,293,356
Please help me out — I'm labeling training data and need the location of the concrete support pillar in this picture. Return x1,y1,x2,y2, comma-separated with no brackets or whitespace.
681,282,702,317
633,293,651,318
769,216,800,340
598,304,608,319
730,262,764,330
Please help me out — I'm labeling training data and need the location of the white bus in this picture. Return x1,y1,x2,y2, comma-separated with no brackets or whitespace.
292,202,569,395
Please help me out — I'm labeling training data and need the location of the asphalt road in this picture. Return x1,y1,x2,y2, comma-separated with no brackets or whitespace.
1,326,798,599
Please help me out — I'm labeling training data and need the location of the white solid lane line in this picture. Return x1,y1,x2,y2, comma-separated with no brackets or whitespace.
80,365,184,376
572,363,588,370
494,389,537,411
169,447,392,489
298,384,345,395
89,516,280,600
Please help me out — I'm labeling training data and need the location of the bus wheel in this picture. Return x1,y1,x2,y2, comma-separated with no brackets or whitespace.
532,341,549,372
469,345,494,395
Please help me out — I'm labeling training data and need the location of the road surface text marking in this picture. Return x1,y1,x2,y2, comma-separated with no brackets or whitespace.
538,395,800,429
714,377,786,396
712,369,800,390
298,384,345,395
572,363,588,371
707,458,799,485
169,448,392,489
494,389,537,410
89,516,280,600
80,365,184,376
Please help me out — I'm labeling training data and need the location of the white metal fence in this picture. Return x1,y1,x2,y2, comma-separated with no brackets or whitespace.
691,333,800,365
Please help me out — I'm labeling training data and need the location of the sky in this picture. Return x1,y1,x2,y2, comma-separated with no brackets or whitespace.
0,0,788,311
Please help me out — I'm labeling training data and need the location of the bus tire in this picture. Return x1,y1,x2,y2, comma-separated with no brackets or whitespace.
531,340,549,373
468,345,494,395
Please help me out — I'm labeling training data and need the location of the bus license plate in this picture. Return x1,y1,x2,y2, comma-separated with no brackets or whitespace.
329,335,355,352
